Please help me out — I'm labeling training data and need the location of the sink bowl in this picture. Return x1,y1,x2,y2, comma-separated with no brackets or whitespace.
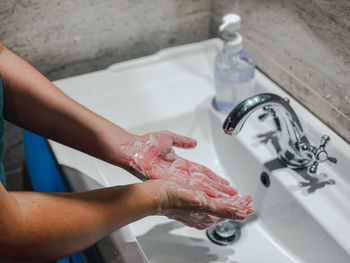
48,39,350,262
209,102,350,263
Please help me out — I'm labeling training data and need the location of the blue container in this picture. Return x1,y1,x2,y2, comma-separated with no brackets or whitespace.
23,130,84,263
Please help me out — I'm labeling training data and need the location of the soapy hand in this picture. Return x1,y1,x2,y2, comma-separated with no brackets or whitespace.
123,131,254,229
146,180,254,229
125,131,237,198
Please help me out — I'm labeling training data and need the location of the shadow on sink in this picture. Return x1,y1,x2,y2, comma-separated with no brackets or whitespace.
137,221,235,263
257,131,336,194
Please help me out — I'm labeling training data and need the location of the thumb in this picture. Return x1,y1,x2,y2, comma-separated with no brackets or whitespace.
163,131,197,149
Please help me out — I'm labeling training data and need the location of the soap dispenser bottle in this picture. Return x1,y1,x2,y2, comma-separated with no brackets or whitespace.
213,14,256,113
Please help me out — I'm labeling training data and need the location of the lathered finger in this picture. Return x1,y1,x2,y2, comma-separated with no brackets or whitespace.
189,161,230,186
205,197,254,220
187,173,237,197
162,131,197,149
218,194,253,208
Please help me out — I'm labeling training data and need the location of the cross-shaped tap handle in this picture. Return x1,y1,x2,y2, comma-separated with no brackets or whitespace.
320,135,330,148
301,135,337,174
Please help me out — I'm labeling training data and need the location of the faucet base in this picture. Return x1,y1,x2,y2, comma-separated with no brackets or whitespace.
279,152,312,170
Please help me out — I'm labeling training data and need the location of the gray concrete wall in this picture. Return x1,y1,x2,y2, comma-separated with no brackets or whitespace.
211,0,350,143
0,0,211,186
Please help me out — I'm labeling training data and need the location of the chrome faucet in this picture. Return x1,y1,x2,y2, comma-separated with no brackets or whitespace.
222,93,337,174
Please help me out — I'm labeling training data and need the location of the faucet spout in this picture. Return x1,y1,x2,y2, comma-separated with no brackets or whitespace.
223,93,312,168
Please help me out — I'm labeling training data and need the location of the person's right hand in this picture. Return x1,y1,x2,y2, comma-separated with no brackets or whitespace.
143,179,254,230
123,131,237,198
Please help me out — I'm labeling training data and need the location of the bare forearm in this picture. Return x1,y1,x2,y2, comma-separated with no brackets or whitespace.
0,47,134,168
0,182,156,261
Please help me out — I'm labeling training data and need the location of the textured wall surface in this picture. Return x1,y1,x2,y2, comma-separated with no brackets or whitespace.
2,0,211,80
211,0,350,143
0,0,211,182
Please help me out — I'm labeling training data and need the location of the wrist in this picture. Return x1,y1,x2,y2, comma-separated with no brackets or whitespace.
134,181,161,216
99,124,140,168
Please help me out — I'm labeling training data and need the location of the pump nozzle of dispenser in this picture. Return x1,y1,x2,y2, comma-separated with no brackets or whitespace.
219,14,243,53
219,14,241,32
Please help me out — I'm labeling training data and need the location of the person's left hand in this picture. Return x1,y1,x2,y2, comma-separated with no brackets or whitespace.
124,131,237,198
141,179,254,230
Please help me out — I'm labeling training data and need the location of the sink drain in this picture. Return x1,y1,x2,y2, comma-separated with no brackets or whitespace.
206,220,241,246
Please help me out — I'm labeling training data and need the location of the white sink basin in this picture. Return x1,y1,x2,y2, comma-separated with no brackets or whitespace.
50,39,350,262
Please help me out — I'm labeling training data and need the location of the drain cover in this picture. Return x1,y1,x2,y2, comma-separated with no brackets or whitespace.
206,220,241,246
